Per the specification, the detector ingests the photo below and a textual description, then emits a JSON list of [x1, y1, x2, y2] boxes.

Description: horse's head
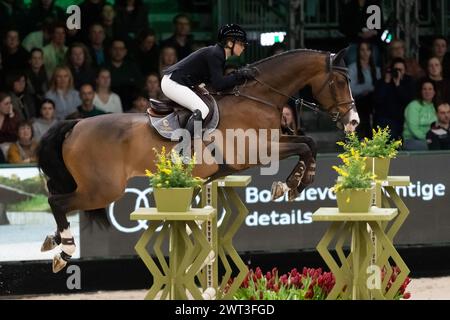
[[309, 48, 359, 132]]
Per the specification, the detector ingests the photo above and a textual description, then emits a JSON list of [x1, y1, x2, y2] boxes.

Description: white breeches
[[161, 74, 209, 120]]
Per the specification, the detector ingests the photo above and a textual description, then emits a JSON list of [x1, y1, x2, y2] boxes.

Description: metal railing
[[215, 0, 449, 61], [217, 0, 289, 62]]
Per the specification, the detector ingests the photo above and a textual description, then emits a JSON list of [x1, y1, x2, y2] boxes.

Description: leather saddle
[[146, 85, 219, 140]]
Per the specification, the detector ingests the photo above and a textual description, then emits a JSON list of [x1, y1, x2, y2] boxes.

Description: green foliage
[[337, 127, 402, 158], [146, 147, 203, 188], [332, 149, 374, 192], [9, 195, 50, 212], [0, 174, 47, 195]]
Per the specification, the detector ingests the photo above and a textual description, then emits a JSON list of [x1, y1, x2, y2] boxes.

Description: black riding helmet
[[218, 24, 248, 48]]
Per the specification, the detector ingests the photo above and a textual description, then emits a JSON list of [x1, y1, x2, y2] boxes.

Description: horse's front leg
[[280, 135, 317, 189], [270, 136, 316, 201]]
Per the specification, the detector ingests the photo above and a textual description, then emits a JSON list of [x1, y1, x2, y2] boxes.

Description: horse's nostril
[[351, 120, 359, 126]]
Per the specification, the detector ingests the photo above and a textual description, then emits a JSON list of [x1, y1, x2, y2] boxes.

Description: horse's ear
[[332, 48, 348, 66]]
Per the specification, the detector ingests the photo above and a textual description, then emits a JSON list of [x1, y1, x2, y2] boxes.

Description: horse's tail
[[37, 120, 110, 229], [37, 120, 79, 194]]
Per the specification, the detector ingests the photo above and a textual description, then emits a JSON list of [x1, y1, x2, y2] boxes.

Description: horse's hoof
[[288, 189, 299, 202], [303, 160, 317, 185], [41, 235, 59, 252], [52, 253, 68, 273], [271, 182, 285, 201], [287, 161, 306, 189]]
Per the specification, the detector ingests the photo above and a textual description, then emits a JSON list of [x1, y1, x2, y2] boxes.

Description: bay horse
[[38, 48, 359, 272]]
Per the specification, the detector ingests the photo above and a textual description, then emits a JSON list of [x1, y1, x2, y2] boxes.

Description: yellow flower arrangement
[[332, 149, 375, 193], [146, 147, 203, 188], [337, 127, 402, 159]]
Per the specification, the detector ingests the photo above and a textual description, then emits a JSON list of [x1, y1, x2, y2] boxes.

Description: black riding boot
[[185, 109, 203, 139]]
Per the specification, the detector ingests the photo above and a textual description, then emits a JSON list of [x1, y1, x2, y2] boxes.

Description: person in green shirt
[[42, 22, 68, 80], [66, 84, 107, 119], [403, 80, 438, 150]]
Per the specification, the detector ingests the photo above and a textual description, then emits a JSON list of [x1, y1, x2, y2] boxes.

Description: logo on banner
[[108, 188, 153, 233], [108, 187, 227, 233]]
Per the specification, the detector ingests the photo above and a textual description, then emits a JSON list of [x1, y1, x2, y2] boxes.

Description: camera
[[391, 68, 401, 79]]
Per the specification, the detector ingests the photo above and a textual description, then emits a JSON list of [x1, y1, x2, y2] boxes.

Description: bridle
[[313, 52, 355, 123], [213, 52, 356, 125]]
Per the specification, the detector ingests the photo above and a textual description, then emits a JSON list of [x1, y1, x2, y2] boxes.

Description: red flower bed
[[232, 267, 411, 300]]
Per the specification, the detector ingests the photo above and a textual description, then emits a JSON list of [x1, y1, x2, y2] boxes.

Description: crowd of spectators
[[337, 0, 450, 151], [0, 0, 193, 163]]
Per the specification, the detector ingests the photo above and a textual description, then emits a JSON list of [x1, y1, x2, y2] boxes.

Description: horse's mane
[[250, 48, 330, 68]]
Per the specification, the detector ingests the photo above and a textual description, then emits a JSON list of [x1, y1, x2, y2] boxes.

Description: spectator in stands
[[94, 68, 122, 113], [426, 57, 450, 104], [0, 0, 26, 39], [45, 66, 81, 120], [281, 104, 300, 135], [1, 29, 29, 74], [339, 0, 382, 66], [6, 72, 36, 121], [0, 91, 19, 144], [387, 39, 425, 80], [25, 48, 48, 107], [159, 45, 178, 76], [7, 120, 38, 164], [431, 36, 450, 79], [134, 29, 160, 75], [32, 98, 58, 141], [115, 0, 149, 41], [101, 3, 120, 40], [65, 43, 96, 90], [127, 92, 148, 113], [43, 22, 67, 79], [26, 0, 64, 34], [79, 0, 106, 41], [66, 84, 107, 119], [373, 58, 415, 140], [426, 102, 450, 150], [65, 26, 84, 47], [348, 41, 381, 138], [22, 17, 53, 52], [161, 14, 193, 60], [88, 23, 110, 67], [403, 80, 438, 150], [143, 72, 163, 100], [106, 38, 143, 111]]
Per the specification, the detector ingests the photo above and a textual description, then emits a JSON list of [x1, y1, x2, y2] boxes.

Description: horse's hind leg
[[40, 197, 69, 252], [46, 179, 127, 272], [46, 191, 93, 272], [45, 193, 78, 273]]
